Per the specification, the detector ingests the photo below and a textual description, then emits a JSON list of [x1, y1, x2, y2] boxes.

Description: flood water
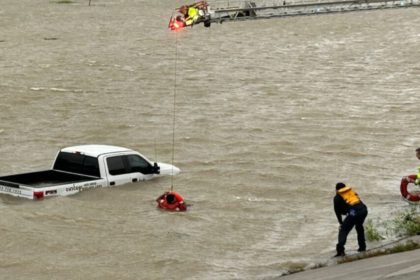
[[1, 1, 420, 279]]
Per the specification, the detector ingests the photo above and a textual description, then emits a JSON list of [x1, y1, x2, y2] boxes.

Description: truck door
[[105, 155, 155, 187], [125, 154, 154, 181], [105, 155, 132, 186]]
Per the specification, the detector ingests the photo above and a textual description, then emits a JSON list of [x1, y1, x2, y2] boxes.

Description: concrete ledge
[[280, 236, 420, 280]]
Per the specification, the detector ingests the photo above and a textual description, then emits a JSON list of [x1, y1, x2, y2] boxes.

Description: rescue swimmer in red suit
[[156, 191, 187, 211]]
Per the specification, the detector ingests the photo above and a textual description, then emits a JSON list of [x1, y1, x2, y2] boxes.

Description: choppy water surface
[[1, 1, 420, 279]]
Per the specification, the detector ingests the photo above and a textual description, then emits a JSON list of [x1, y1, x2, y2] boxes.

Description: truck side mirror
[[153, 162, 160, 174]]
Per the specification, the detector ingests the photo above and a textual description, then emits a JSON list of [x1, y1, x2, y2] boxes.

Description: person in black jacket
[[334, 182, 368, 257]]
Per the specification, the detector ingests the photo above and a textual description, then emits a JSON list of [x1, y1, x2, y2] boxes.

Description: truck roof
[[60, 145, 133, 158]]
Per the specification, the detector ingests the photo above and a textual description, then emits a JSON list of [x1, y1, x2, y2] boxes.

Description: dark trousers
[[336, 204, 368, 254]]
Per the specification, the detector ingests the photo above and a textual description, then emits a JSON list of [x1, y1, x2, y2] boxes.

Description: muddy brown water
[[1, 1, 420, 279]]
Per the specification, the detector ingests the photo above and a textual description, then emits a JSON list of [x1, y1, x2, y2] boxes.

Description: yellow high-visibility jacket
[[186, 7, 199, 25], [337, 186, 360, 206]]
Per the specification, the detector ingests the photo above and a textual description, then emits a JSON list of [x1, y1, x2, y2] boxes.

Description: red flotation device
[[400, 174, 420, 202], [156, 191, 187, 211]]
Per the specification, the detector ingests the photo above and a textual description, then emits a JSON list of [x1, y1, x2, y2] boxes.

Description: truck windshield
[[53, 152, 100, 177]]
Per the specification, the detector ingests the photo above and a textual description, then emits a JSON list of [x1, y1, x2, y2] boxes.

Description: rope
[[170, 32, 179, 192]]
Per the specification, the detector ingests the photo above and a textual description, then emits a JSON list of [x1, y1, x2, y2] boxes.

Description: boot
[[334, 251, 345, 257]]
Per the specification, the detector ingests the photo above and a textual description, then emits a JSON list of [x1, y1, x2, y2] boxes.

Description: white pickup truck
[[0, 145, 180, 200]]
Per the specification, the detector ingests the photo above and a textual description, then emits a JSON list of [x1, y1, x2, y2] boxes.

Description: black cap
[[336, 182, 346, 190]]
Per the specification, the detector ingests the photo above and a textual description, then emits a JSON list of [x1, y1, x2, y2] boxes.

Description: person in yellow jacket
[[415, 148, 420, 185], [333, 182, 368, 257], [185, 6, 200, 26], [179, 2, 206, 27]]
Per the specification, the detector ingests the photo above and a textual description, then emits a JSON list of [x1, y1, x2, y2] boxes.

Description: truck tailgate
[[0, 180, 34, 199], [0, 170, 105, 200]]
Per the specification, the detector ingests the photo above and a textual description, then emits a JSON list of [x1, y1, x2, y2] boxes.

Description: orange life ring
[[157, 191, 187, 211], [400, 174, 420, 202]]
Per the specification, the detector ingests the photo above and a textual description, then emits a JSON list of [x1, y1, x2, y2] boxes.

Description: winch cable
[[170, 32, 179, 192]]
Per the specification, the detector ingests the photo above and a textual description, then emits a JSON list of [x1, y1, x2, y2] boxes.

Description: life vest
[[337, 186, 360, 206], [157, 191, 187, 211]]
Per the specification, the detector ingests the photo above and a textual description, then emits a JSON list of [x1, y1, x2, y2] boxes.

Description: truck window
[[126, 155, 153, 174], [54, 152, 100, 177], [106, 155, 153, 175], [107, 156, 126, 175], [83, 156, 100, 177]]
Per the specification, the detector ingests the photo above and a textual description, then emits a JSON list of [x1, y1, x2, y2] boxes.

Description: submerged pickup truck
[[0, 145, 180, 200]]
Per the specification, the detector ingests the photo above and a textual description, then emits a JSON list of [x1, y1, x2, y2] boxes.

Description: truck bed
[[0, 169, 101, 189]]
